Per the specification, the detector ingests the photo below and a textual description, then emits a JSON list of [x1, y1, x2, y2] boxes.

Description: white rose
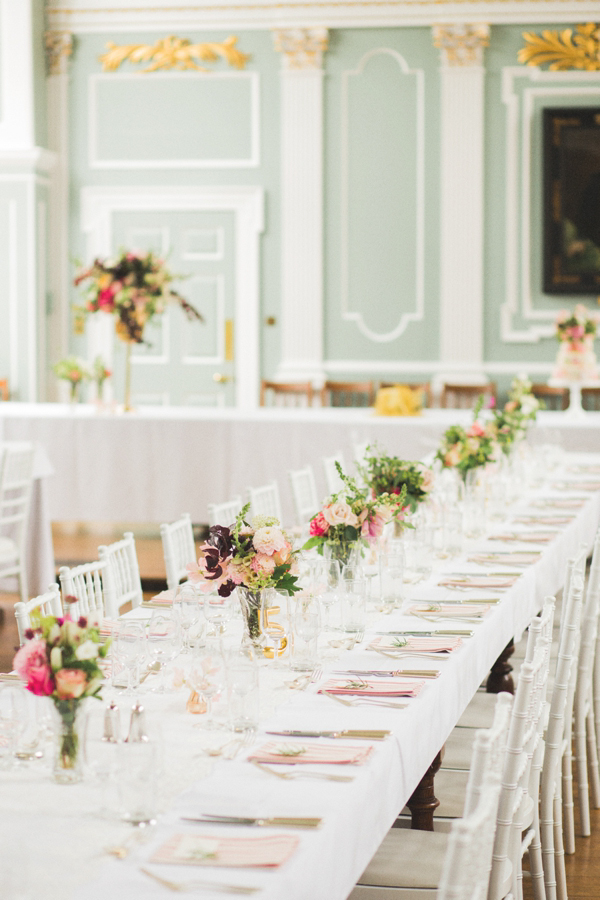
[[322, 501, 359, 528], [75, 640, 99, 661], [50, 646, 62, 671], [48, 624, 60, 644]]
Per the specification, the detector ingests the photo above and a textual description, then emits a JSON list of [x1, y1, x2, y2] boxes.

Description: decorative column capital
[[45, 30, 73, 76], [273, 28, 329, 71], [433, 24, 490, 67]]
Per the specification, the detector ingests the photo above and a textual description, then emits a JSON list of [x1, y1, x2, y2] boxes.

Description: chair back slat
[[59, 560, 107, 620], [14, 584, 62, 645], [207, 495, 242, 528], [98, 532, 143, 618], [160, 513, 196, 590], [247, 481, 283, 523], [288, 466, 319, 525]]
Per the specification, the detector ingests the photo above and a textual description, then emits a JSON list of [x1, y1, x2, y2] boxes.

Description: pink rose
[[253, 526, 287, 556], [322, 501, 359, 528], [504, 400, 517, 412], [250, 553, 276, 575], [274, 541, 292, 566], [418, 466, 434, 493], [97, 287, 115, 309], [13, 639, 55, 697], [55, 668, 87, 700], [309, 512, 329, 537], [466, 422, 485, 438], [445, 446, 461, 467]]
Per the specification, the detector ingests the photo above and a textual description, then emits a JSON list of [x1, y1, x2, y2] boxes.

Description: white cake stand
[[548, 377, 599, 419]]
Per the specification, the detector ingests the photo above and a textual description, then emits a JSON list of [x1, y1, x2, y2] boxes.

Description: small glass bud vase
[[50, 698, 87, 784]]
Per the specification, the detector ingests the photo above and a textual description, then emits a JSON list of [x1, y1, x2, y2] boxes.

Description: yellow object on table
[[374, 385, 423, 416]]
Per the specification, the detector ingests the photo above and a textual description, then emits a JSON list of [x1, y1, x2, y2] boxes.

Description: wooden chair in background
[[320, 380, 375, 408], [440, 382, 497, 410], [531, 384, 569, 411], [582, 387, 600, 412], [380, 382, 433, 408], [260, 381, 314, 407]]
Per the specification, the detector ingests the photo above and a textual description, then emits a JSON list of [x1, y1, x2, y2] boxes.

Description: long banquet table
[[1, 402, 600, 525], [1, 452, 599, 899]]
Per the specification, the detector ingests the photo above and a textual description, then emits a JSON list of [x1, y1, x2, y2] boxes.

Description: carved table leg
[[406, 750, 443, 830], [486, 639, 515, 694]]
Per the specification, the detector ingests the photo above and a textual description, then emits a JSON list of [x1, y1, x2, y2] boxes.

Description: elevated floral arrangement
[[436, 398, 496, 478], [359, 445, 434, 514], [75, 250, 202, 345], [490, 376, 541, 455], [92, 355, 112, 389], [187, 505, 300, 598], [553, 305, 599, 382], [304, 463, 405, 561], [13, 608, 110, 780], [53, 356, 90, 400]]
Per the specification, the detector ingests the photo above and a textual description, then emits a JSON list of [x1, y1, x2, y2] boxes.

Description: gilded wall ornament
[[45, 30, 73, 76], [273, 28, 329, 70], [99, 35, 249, 73], [519, 23, 600, 71], [432, 23, 490, 66]]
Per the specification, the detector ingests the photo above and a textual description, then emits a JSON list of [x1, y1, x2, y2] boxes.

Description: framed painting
[[543, 107, 600, 295]]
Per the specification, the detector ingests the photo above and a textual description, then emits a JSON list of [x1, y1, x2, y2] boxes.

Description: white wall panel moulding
[[46, 1, 600, 32], [80, 185, 264, 409], [88, 72, 260, 170], [500, 68, 600, 345], [0, 149, 56, 172], [0, 0, 35, 150], [323, 359, 556, 375], [341, 47, 425, 344]]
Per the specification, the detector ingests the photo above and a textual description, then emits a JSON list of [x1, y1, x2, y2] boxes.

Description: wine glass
[[260, 589, 290, 666], [291, 592, 321, 670], [379, 549, 405, 611], [310, 558, 342, 631], [173, 582, 202, 652], [146, 612, 180, 693], [116, 621, 145, 696], [203, 592, 234, 637], [188, 643, 228, 729]]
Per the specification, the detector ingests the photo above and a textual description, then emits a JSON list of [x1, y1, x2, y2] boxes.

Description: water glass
[[204, 592, 234, 636], [117, 740, 159, 826], [439, 506, 463, 557], [188, 642, 227, 727], [174, 582, 203, 651], [379, 550, 404, 611], [260, 589, 291, 665], [342, 578, 367, 633], [291, 593, 321, 671], [146, 612, 180, 692], [310, 558, 342, 630], [115, 621, 145, 695], [227, 653, 259, 732]]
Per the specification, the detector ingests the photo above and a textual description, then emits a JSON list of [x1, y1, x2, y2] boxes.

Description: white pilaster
[[273, 28, 327, 385], [434, 24, 489, 386]]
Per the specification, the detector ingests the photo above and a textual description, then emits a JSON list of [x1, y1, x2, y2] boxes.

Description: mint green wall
[[32, 0, 47, 147]]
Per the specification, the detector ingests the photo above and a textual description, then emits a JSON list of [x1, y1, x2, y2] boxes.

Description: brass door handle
[[213, 373, 232, 385]]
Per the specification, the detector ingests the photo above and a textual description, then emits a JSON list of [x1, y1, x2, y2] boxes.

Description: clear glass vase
[[50, 698, 86, 784], [323, 540, 363, 574], [237, 587, 263, 650]]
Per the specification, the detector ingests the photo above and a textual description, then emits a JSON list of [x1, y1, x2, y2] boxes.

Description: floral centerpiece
[[74, 250, 203, 410], [92, 354, 112, 401], [187, 505, 299, 647], [13, 608, 110, 783], [53, 356, 90, 403], [304, 463, 406, 566], [436, 399, 496, 479], [553, 305, 599, 382], [491, 376, 541, 455], [359, 445, 434, 513]]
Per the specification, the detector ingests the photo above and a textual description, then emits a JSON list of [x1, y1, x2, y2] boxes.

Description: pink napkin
[[99, 618, 118, 637], [437, 576, 518, 590], [149, 589, 176, 605], [318, 678, 424, 697], [489, 532, 556, 544], [514, 515, 573, 526], [249, 741, 374, 765], [151, 833, 299, 868], [408, 603, 491, 618], [368, 635, 462, 654], [467, 552, 540, 566]]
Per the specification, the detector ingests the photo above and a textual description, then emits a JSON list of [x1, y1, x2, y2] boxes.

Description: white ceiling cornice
[[45, 1, 600, 33]]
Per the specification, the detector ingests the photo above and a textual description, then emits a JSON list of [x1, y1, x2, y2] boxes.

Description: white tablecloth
[[1, 455, 598, 900], [2, 403, 600, 525]]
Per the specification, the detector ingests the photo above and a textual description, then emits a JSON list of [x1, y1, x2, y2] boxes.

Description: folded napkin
[[514, 515, 573, 526], [249, 741, 374, 765], [552, 482, 600, 492], [99, 618, 118, 637], [142, 589, 176, 608], [368, 635, 462, 654], [569, 465, 600, 474], [374, 385, 422, 417], [437, 575, 518, 590], [532, 498, 585, 509], [467, 552, 540, 566], [408, 603, 491, 618], [318, 678, 424, 697], [151, 833, 298, 868], [489, 532, 556, 544]]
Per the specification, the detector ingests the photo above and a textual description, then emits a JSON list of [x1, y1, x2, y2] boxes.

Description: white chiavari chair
[[541, 561, 585, 900], [348, 692, 511, 899], [288, 465, 319, 526], [323, 452, 346, 495], [160, 513, 196, 590], [14, 583, 62, 645], [0, 443, 35, 604], [207, 496, 242, 528], [573, 528, 600, 838], [58, 560, 107, 620], [98, 532, 143, 618], [247, 481, 283, 523]]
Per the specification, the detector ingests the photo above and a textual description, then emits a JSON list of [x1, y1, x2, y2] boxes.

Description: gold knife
[[182, 815, 321, 828]]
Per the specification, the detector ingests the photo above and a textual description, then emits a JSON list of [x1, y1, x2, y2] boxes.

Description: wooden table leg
[[486, 639, 515, 694], [406, 750, 443, 830]]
